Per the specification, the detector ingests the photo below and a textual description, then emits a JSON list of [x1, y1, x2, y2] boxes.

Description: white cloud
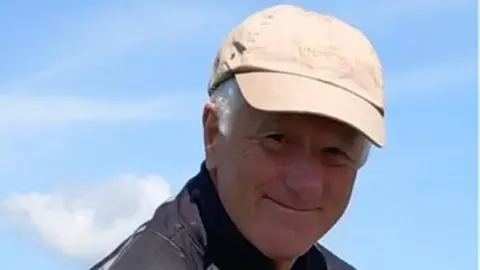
[[2, 174, 172, 261]]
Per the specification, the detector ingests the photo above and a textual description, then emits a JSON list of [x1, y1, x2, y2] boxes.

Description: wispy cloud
[[1, 0, 473, 131], [7, 0, 473, 94], [0, 58, 472, 131], [0, 92, 202, 128], [1, 174, 172, 261], [3, 2, 229, 93], [1, 2, 217, 132]]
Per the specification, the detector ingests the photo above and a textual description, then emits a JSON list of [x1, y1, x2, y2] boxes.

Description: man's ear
[[202, 101, 220, 170]]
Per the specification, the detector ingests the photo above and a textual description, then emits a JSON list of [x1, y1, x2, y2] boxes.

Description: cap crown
[[208, 4, 384, 112]]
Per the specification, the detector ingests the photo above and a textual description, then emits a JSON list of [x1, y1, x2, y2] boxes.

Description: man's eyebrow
[[254, 115, 283, 133], [339, 131, 366, 152]]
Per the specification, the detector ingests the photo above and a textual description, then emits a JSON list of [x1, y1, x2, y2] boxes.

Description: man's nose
[[283, 154, 325, 199]]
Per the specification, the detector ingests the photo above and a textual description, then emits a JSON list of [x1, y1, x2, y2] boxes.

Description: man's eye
[[265, 133, 285, 142], [260, 133, 286, 151], [323, 147, 345, 155], [321, 147, 350, 165]]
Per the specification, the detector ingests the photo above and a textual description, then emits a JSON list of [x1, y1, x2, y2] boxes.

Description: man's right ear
[[202, 101, 220, 170]]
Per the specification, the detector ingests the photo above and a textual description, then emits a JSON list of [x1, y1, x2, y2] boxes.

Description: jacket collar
[[183, 162, 327, 270]]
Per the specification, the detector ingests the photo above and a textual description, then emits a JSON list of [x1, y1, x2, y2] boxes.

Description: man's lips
[[264, 196, 322, 212]]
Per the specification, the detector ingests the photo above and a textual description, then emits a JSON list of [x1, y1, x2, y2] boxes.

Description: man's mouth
[[264, 196, 321, 212]]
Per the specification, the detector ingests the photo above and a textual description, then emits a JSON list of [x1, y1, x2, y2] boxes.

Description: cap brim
[[235, 72, 385, 147]]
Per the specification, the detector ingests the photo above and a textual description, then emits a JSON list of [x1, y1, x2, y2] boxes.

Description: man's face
[[203, 100, 366, 261]]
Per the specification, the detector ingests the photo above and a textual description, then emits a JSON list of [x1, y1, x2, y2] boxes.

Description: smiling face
[[203, 95, 368, 263]]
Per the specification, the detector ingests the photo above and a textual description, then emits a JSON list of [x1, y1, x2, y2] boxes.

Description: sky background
[[0, 0, 477, 269]]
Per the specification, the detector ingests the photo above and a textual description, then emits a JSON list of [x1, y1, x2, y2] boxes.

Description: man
[[90, 4, 385, 270]]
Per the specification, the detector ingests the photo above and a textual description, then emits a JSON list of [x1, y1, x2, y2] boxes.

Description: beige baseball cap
[[208, 4, 386, 147]]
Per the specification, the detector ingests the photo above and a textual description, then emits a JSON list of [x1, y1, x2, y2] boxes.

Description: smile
[[264, 197, 321, 212]]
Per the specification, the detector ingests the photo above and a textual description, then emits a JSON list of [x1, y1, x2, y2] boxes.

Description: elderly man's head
[[203, 78, 370, 261], [201, 4, 385, 266]]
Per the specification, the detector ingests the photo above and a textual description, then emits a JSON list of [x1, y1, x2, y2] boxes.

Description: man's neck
[[274, 260, 296, 270]]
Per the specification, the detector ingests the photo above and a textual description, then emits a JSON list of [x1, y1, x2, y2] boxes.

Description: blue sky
[[0, 0, 476, 269]]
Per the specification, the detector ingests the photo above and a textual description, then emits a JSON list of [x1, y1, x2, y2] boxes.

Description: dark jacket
[[89, 163, 356, 270]]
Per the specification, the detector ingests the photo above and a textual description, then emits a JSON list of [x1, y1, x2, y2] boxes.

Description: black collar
[[184, 162, 328, 270]]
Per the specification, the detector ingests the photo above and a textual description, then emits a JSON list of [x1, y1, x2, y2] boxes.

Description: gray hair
[[209, 78, 246, 136], [209, 78, 371, 167]]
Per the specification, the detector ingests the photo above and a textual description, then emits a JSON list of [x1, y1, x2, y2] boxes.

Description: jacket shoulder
[[90, 226, 189, 270], [89, 198, 203, 270]]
